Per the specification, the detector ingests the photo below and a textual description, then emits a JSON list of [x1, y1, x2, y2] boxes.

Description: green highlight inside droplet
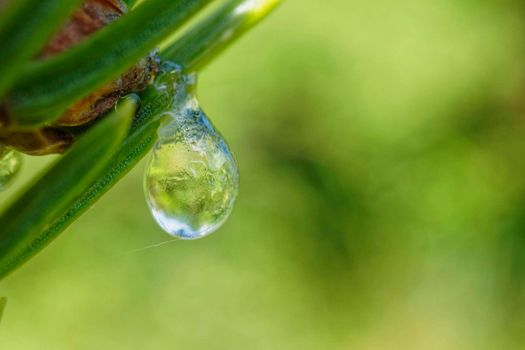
[[144, 63, 239, 240]]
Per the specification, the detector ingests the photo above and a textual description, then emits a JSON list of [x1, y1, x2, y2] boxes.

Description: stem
[[162, 0, 282, 72]]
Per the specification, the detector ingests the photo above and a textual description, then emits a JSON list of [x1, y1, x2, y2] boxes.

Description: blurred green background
[[2, 0, 525, 348]]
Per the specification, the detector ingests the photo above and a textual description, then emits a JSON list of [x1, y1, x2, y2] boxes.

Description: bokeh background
[[2, 0, 525, 348]]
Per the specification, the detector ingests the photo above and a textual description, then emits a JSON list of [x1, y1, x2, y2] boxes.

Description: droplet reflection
[[144, 63, 239, 240]]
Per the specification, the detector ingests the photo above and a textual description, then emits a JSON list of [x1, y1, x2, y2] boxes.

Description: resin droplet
[[144, 64, 239, 240], [0, 146, 22, 191]]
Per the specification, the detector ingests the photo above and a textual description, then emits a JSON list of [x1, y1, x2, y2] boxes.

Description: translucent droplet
[[144, 63, 239, 240], [0, 146, 22, 191]]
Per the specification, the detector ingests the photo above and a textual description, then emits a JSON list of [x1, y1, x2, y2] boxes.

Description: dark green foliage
[[0, 0, 281, 280], [0, 98, 138, 278], [0, 0, 83, 98], [7, 0, 213, 127]]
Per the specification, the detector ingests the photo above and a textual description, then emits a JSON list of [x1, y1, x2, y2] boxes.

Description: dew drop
[[0, 145, 22, 191], [144, 63, 239, 240]]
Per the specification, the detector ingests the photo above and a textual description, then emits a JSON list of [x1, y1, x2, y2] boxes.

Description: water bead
[[0, 146, 22, 191], [144, 64, 239, 240]]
